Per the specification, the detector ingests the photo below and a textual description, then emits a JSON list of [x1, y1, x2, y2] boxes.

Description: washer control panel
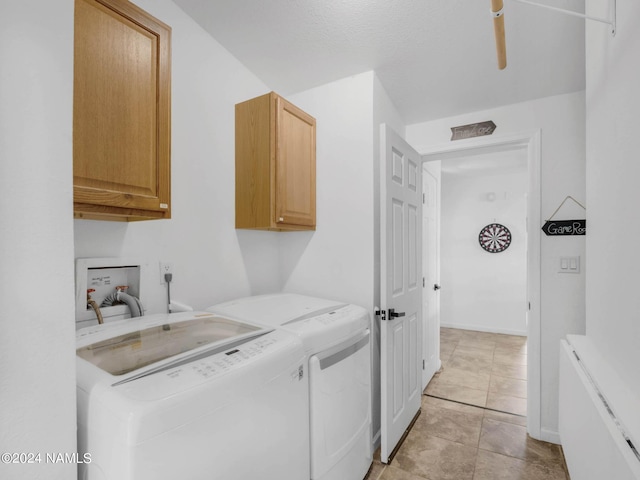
[[116, 330, 301, 401], [187, 336, 279, 378]]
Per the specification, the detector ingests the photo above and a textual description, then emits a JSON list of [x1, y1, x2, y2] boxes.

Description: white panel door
[[380, 124, 422, 464], [422, 166, 440, 389]]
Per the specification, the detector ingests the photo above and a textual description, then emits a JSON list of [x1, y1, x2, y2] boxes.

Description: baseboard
[[440, 322, 526, 337], [372, 429, 381, 450], [540, 428, 561, 445]]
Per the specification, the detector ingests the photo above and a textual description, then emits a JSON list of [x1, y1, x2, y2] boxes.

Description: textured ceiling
[[174, 0, 586, 124]]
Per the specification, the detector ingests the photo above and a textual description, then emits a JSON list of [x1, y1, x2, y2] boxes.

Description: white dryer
[[207, 293, 373, 480], [76, 311, 309, 480]]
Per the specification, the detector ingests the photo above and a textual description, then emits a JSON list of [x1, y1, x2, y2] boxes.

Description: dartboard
[[478, 223, 512, 253]]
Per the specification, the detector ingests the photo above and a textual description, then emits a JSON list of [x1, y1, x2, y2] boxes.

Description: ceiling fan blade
[[491, 0, 507, 69]]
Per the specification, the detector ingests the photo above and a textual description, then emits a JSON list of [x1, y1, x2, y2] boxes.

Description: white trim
[[419, 130, 542, 440], [372, 429, 381, 450], [540, 428, 561, 445]]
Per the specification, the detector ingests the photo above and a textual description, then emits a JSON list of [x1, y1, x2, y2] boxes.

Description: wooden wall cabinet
[[73, 0, 171, 221], [236, 92, 316, 231]]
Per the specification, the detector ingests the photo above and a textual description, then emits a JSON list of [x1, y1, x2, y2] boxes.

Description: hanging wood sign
[[451, 120, 496, 141], [542, 196, 587, 236], [541, 220, 586, 236]]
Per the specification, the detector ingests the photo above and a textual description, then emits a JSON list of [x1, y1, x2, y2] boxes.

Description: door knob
[[433, 284, 441, 291], [388, 308, 405, 318]]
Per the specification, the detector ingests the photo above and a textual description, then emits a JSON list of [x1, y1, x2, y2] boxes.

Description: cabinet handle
[[278, 217, 284, 222]]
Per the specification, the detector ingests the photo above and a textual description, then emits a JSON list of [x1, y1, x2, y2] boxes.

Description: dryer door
[[308, 330, 372, 480]]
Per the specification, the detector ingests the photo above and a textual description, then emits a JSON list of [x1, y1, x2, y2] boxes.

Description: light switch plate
[[559, 256, 580, 274]]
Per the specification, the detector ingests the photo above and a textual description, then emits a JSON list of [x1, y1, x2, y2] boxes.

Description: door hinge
[[422, 359, 425, 370], [528, 302, 531, 310], [422, 193, 425, 204], [422, 277, 425, 287]]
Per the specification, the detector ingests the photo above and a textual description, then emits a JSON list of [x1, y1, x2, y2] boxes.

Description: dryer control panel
[[284, 304, 370, 354]]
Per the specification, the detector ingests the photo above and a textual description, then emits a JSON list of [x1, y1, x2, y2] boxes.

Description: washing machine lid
[[207, 293, 346, 327], [76, 315, 263, 376]]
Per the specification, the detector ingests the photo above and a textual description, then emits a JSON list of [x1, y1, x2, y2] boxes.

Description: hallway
[[367, 328, 570, 480]]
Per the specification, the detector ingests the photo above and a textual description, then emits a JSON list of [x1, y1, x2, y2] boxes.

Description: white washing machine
[[76, 311, 309, 480], [207, 293, 373, 480]]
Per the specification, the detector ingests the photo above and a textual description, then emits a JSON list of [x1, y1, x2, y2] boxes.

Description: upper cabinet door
[[235, 92, 316, 231], [73, 0, 171, 221], [274, 96, 316, 228]]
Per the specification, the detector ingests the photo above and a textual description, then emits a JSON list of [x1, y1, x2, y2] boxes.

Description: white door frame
[[419, 130, 542, 440]]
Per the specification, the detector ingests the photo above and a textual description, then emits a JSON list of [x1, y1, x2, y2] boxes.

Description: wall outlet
[[160, 262, 174, 283]]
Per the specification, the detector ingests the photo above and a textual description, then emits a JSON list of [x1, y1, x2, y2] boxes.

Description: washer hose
[[87, 289, 104, 325], [101, 286, 144, 317]]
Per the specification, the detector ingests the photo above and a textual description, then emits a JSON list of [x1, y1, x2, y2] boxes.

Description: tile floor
[[365, 327, 570, 480]]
